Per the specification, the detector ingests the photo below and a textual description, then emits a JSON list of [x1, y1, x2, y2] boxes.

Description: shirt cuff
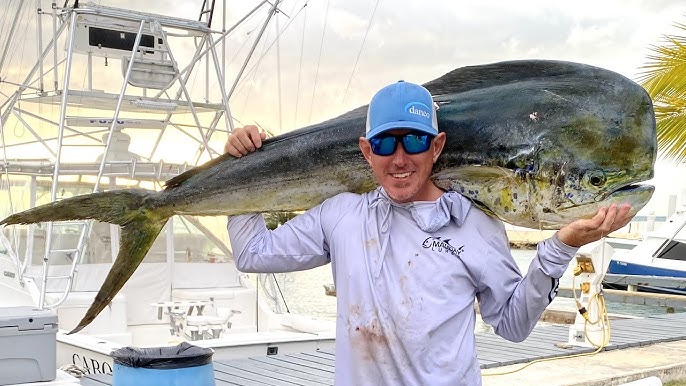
[[535, 232, 580, 278]]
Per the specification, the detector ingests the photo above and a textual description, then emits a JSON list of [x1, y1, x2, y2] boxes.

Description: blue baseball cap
[[365, 80, 438, 139]]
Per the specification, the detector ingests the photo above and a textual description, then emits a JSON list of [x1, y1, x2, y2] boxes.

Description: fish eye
[[586, 170, 606, 187]]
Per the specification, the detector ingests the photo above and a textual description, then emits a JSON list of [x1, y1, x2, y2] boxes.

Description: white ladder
[[37, 218, 93, 309]]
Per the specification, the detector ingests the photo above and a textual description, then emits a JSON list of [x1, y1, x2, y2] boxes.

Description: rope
[[59, 364, 87, 378]]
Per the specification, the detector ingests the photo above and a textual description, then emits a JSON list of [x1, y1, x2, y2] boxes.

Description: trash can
[[111, 342, 215, 386]]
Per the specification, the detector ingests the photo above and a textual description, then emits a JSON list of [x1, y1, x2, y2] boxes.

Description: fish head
[[524, 95, 657, 228], [515, 85, 657, 229], [430, 60, 657, 230]]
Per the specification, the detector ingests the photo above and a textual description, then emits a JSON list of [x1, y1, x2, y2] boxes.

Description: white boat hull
[[56, 327, 335, 376]]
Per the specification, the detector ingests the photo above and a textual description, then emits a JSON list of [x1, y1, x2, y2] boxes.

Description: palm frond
[[638, 21, 686, 163]]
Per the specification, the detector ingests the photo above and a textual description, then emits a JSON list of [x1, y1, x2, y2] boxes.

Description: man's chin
[[384, 186, 418, 203]]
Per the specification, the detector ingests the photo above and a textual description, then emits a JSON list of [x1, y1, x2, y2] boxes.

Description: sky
[[2, 0, 686, 215], [140, 0, 686, 215], [69, 0, 686, 128]]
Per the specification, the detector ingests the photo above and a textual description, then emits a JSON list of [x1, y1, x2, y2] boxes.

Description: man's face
[[359, 129, 446, 203]]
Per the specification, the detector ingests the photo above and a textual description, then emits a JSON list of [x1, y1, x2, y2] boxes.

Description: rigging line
[[3, 4, 34, 87], [205, 34, 253, 94], [232, 2, 308, 100], [293, 2, 308, 128], [227, 34, 253, 66], [234, 16, 269, 119], [0, 0, 28, 78], [271, 273, 291, 313], [276, 13, 282, 130], [236, 20, 274, 121], [285, 0, 301, 17], [0, 0, 16, 51], [234, 2, 308, 122], [342, 0, 380, 105], [307, 0, 331, 125], [0, 0, 20, 44], [205, 0, 275, 93]]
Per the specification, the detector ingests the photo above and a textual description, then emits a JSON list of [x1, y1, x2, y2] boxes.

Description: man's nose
[[391, 145, 410, 165]]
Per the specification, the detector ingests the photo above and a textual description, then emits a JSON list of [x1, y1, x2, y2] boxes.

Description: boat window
[[145, 216, 230, 264], [654, 240, 686, 262], [89, 27, 156, 55]]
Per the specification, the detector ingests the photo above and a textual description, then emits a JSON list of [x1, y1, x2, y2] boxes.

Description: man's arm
[[225, 125, 331, 273], [228, 211, 331, 273], [478, 204, 635, 342]]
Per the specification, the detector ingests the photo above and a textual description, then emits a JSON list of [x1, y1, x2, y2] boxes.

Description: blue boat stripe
[[608, 260, 686, 278]]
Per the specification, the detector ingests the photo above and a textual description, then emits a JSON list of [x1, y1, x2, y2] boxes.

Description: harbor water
[[260, 249, 678, 330]]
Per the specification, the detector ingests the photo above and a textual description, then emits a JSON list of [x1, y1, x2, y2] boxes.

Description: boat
[[603, 204, 686, 295], [0, 0, 334, 377]]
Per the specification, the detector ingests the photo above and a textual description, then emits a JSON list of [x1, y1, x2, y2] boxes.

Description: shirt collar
[[371, 187, 470, 231]]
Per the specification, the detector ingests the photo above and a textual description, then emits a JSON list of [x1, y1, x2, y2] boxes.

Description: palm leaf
[[638, 22, 686, 163]]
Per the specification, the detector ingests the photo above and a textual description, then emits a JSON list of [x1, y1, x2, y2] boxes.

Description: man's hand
[[557, 204, 634, 247], [224, 125, 267, 157]]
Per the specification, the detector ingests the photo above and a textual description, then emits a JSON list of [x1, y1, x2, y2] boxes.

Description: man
[[224, 80, 633, 385]]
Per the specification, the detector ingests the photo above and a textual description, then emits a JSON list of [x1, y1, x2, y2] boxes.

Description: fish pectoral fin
[[469, 199, 498, 218], [68, 217, 168, 334], [434, 166, 514, 219], [452, 165, 514, 182], [435, 165, 516, 190]]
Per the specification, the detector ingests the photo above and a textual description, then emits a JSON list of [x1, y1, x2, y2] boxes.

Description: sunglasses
[[369, 131, 434, 156]]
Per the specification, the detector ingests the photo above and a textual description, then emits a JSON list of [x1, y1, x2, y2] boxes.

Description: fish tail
[[0, 189, 171, 334], [69, 213, 168, 334]]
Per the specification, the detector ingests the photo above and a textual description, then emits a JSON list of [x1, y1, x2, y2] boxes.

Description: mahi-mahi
[[0, 59, 657, 333]]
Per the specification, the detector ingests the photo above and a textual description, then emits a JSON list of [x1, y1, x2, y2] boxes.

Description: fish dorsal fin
[[164, 152, 235, 189], [424, 59, 586, 97]]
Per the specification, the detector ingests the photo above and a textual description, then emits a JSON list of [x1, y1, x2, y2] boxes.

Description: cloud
[[3, 1, 686, 134]]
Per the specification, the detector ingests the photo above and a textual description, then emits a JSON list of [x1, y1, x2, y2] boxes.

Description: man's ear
[[359, 137, 373, 165], [432, 132, 446, 163]]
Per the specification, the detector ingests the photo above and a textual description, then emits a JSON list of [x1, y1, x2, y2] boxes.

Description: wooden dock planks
[[80, 312, 686, 386]]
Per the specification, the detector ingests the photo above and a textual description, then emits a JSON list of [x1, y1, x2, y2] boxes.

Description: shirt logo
[[422, 237, 464, 258], [406, 103, 431, 118]]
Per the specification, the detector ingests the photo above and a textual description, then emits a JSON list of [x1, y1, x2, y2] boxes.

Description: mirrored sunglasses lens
[[402, 134, 431, 154], [370, 136, 397, 156]]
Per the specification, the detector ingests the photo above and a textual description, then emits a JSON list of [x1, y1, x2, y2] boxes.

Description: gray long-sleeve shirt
[[227, 188, 577, 385]]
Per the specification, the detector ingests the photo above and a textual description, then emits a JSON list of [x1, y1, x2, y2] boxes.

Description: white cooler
[[0, 306, 58, 385]]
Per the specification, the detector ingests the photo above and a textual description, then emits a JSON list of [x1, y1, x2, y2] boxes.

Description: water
[[261, 248, 676, 326]]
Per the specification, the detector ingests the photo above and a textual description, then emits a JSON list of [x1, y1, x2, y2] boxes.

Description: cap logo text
[[406, 102, 431, 118]]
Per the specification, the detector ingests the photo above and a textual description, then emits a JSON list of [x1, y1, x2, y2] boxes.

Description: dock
[[80, 312, 686, 385]]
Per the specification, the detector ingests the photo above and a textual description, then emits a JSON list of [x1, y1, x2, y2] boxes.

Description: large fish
[[0, 60, 656, 333]]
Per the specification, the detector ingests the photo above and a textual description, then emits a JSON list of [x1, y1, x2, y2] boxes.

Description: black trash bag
[[111, 342, 214, 369]]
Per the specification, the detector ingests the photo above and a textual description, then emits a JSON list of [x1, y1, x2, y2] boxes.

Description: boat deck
[[80, 312, 686, 385]]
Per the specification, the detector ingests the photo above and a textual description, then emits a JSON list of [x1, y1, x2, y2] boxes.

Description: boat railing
[[0, 159, 191, 181]]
